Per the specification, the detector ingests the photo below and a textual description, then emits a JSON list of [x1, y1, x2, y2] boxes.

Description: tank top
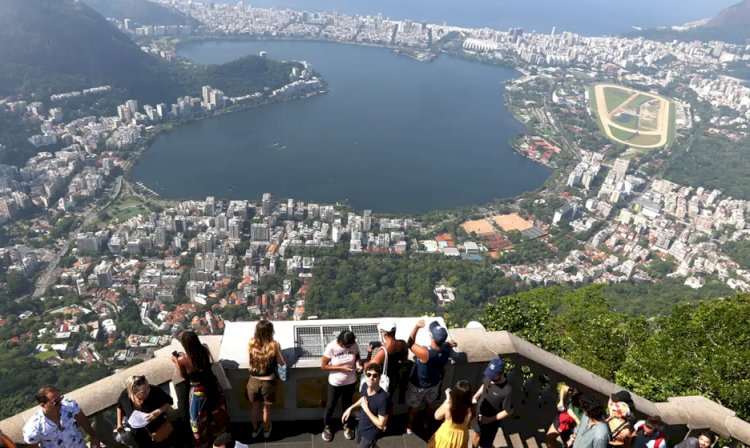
[[249, 343, 278, 377], [413, 345, 451, 388], [384, 340, 407, 381]]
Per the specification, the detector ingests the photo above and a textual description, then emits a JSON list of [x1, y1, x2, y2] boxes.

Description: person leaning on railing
[[246, 319, 286, 440], [546, 384, 583, 448], [405, 319, 454, 435], [172, 331, 229, 446]]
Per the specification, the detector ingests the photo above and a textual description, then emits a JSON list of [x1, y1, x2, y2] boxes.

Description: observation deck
[[1, 317, 749, 447]]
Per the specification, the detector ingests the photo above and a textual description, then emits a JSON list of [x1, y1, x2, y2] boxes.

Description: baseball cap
[[378, 321, 397, 334], [428, 321, 448, 345], [484, 359, 505, 378]]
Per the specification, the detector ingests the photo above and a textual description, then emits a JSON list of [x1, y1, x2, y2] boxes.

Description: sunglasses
[[48, 396, 64, 407], [133, 375, 148, 386], [365, 373, 380, 378]]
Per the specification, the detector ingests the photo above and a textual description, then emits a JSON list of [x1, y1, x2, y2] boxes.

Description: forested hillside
[[83, 0, 197, 25], [0, 0, 300, 104], [481, 286, 750, 420]]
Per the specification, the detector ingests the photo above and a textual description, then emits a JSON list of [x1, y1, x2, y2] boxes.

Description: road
[[32, 176, 124, 297], [543, 99, 581, 159]]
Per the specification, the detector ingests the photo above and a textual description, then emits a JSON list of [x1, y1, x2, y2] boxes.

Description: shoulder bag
[[206, 343, 232, 391], [360, 346, 389, 393], [150, 420, 174, 443], [277, 364, 288, 381]]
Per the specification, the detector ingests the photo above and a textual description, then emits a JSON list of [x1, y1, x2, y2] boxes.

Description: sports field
[[589, 83, 675, 149], [492, 213, 534, 232], [461, 219, 496, 235]]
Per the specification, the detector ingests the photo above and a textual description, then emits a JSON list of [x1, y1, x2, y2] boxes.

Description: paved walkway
[[228, 417, 430, 447], [226, 414, 531, 448]]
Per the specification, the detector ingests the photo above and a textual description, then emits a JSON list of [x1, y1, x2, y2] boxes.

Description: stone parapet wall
[[0, 327, 748, 445]]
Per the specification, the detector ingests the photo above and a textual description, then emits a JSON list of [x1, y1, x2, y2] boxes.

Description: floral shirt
[[23, 397, 86, 448]]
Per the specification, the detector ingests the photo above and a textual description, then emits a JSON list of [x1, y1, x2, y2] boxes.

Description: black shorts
[[356, 432, 379, 448], [470, 418, 501, 448]]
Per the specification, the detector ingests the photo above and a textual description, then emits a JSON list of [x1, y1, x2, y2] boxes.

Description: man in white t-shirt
[[321, 330, 361, 442]]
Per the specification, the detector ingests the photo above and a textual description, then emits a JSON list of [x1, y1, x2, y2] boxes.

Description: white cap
[[377, 321, 397, 334]]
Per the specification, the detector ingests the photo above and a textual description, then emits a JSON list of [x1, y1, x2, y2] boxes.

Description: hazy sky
[[223, 0, 740, 35]]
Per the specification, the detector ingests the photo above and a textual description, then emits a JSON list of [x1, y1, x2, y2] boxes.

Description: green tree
[[480, 288, 560, 349], [722, 240, 750, 270], [616, 295, 750, 419], [5, 271, 31, 297], [551, 286, 648, 380], [647, 258, 676, 279]]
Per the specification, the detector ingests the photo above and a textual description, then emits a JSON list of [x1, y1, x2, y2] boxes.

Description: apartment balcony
[[1, 317, 749, 447]]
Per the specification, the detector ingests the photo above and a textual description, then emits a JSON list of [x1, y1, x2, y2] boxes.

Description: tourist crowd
[[1, 320, 717, 448]]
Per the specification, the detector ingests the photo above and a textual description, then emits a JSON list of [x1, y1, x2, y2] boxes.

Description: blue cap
[[484, 359, 505, 378], [429, 321, 448, 345]]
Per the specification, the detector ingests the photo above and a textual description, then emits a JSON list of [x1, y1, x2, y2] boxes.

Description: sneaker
[[344, 428, 355, 440], [252, 426, 263, 438], [322, 426, 333, 442], [263, 423, 273, 439]]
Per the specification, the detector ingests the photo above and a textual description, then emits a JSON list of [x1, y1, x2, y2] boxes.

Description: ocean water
[[219, 0, 737, 36]]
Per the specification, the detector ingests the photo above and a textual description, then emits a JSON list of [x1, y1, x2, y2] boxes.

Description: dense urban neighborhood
[[2, 0, 750, 427]]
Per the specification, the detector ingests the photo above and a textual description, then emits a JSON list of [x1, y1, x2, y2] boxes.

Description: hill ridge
[[706, 0, 750, 27]]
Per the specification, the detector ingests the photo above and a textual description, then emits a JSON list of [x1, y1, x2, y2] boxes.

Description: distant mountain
[[0, 0, 183, 102], [0, 0, 300, 104], [634, 0, 750, 44], [82, 0, 198, 26], [705, 0, 750, 27]]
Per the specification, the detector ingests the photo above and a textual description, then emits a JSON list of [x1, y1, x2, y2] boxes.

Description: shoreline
[[125, 85, 329, 180], [171, 34, 440, 63]]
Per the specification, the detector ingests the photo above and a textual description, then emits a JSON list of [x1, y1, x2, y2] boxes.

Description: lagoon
[[133, 40, 550, 213]]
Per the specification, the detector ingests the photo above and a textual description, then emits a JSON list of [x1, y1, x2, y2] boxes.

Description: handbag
[[277, 364, 287, 381], [0, 432, 16, 448], [360, 347, 389, 393], [150, 420, 174, 443], [206, 344, 232, 391], [114, 427, 136, 447], [211, 360, 232, 391]]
